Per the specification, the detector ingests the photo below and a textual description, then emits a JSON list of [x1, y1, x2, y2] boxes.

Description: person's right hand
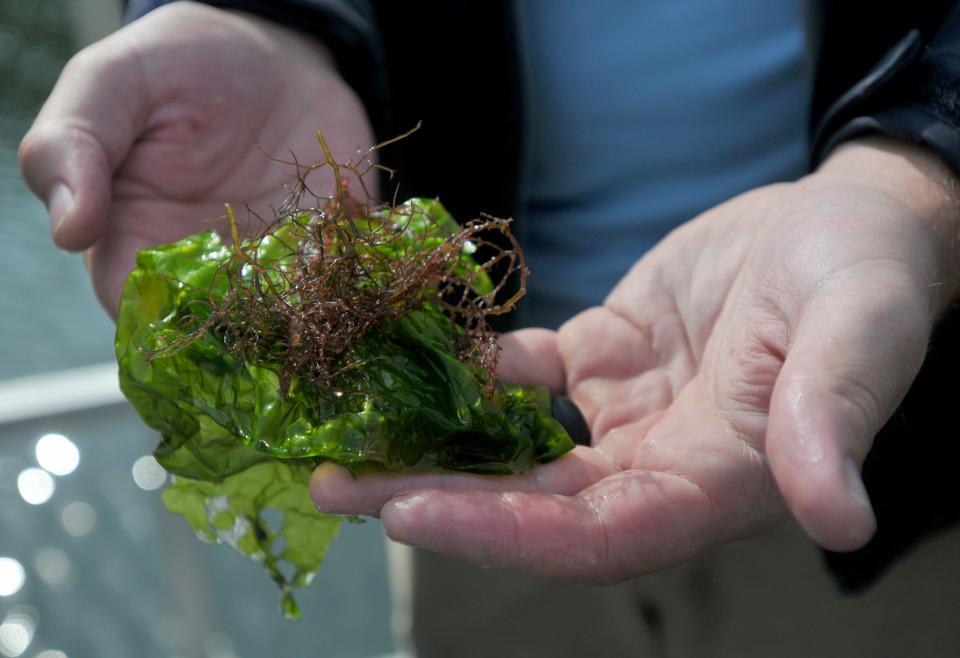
[[19, 1, 374, 315]]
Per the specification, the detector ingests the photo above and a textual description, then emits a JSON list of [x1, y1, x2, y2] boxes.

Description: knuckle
[[16, 126, 56, 190], [62, 44, 101, 76]]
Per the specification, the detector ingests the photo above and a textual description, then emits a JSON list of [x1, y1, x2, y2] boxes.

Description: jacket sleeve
[[810, 3, 960, 171], [808, 2, 960, 591]]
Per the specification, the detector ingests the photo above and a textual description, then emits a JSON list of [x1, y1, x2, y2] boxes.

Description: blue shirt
[[517, 0, 810, 328]]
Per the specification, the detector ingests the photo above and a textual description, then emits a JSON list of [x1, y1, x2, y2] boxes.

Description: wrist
[[215, 6, 337, 71], [148, 3, 338, 71], [811, 136, 960, 310], [176, 2, 336, 70], [816, 137, 959, 219]]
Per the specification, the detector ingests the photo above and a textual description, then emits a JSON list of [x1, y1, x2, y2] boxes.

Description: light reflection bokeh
[[0, 606, 36, 657], [35, 434, 79, 477], [131, 455, 166, 491], [16, 468, 54, 505], [32, 548, 74, 591], [59, 501, 96, 538], [0, 558, 25, 597]]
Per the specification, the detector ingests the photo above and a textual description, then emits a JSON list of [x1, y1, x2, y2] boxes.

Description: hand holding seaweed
[[115, 130, 573, 616], [312, 140, 960, 584], [19, 2, 574, 616], [19, 2, 373, 313]]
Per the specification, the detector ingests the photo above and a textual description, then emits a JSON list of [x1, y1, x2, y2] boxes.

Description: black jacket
[[128, 0, 960, 591]]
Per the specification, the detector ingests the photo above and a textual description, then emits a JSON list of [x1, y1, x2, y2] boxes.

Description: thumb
[[766, 284, 930, 551], [496, 328, 566, 394], [18, 40, 143, 251]]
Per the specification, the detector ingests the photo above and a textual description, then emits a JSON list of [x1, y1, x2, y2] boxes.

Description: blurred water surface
[[0, 0, 115, 381]]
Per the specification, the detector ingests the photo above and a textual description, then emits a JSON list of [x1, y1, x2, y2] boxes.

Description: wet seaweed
[[149, 128, 527, 399]]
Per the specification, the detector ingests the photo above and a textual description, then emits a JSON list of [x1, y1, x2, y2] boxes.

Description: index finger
[[496, 328, 567, 394], [378, 469, 716, 583], [310, 446, 614, 516], [18, 31, 144, 251]]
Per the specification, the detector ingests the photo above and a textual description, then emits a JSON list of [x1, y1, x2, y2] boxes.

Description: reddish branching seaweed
[[151, 129, 527, 399]]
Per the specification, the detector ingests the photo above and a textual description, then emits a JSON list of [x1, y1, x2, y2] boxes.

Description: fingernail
[[312, 461, 349, 481], [46, 182, 75, 238], [843, 458, 871, 510]]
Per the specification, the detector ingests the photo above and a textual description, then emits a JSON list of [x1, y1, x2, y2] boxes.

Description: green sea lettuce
[[115, 198, 574, 617]]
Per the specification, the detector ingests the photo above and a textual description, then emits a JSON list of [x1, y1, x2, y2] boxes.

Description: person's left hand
[[18, 3, 374, 315], [310, 138, 960, 582]]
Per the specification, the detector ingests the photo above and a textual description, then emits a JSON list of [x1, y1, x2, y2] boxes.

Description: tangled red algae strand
[[154, 129, 527, 398]]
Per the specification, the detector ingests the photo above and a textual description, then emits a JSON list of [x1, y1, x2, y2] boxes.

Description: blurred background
[[0, 2, 394, 657]]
